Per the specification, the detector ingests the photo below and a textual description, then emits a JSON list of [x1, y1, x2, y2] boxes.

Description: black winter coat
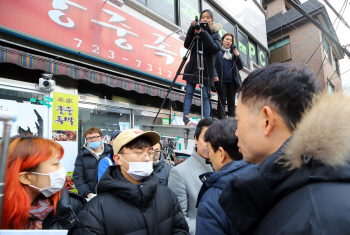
[[72, 165, 189, 235], [219, 140, 350, 235], [183, 23, 222, 87], [214, 49, 243, 91], [153, 154, 172, 185], [73, 143, 112, 197], [43, 188, 85, 232]]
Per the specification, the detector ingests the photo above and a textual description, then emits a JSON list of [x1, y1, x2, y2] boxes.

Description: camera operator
[[182, 9, 222, 126]]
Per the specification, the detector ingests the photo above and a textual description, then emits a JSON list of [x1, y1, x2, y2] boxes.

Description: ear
[[194, 136, 198, 146], [261, 106, 276, 137], [19, 172, 32, 186], [113, 154, 122, 166], [218, 147, 226, 163]]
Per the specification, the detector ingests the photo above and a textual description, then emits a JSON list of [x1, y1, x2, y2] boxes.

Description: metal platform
[[141, 124, 196, 150]]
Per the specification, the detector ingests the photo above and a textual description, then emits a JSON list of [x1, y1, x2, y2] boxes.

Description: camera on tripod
[[194, 16, 209, 30]]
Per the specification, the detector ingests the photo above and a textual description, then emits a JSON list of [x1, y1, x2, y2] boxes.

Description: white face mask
[[29, 167, 66, 197], [120, 156, 153, 181]]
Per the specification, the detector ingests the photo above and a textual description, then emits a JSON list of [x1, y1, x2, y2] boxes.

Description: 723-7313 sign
[[0, 0, 187, 84]]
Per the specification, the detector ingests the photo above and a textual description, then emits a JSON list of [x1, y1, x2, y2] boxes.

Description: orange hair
[[1, 136, 64, 229]]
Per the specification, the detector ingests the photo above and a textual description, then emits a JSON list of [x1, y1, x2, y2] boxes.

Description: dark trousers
[[217, 82, 237, 119]]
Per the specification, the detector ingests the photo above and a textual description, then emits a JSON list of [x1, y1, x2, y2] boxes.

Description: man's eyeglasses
[[203, 146, 211, 156], [86, 136, 101, 142], [122, 150, 160, 161]]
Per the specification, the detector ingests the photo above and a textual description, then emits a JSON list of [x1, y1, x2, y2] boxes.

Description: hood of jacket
[[219, 92, 350, 235], [97, 165, 158, 210], [209, 23, 223, 34], [82, 142, 111, 160]]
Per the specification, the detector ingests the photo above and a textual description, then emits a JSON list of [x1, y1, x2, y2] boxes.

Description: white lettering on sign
[[144, 33, 178, 65], [48, 0, 87, 28], [91, 9, 139, 51]]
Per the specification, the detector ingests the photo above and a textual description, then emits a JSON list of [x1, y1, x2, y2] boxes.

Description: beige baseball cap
[[113, 129, 161, 154]]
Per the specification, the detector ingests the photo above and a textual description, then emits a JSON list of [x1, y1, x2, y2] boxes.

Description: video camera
[[194, 16, 209, 30]]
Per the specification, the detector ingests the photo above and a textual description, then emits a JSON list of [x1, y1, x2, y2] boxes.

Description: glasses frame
[[121, 150, 157, 161], [203, 146, 212, 156], [86, 135, 101, 142]]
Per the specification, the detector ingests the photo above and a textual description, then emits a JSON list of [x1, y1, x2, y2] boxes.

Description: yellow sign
[[52, 92, 78, 131]]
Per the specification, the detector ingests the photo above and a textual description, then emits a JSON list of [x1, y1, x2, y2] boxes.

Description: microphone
[[232, 44, 237, 50]]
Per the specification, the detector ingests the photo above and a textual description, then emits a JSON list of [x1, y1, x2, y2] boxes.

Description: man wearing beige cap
[[72, 129, 189, 235]]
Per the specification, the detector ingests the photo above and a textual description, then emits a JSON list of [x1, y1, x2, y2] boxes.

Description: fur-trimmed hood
[[209, 23, 223, 34], [282, 92, 350, 169]]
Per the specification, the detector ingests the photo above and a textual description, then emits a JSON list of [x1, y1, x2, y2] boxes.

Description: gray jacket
[[168, 148, 213, 235]]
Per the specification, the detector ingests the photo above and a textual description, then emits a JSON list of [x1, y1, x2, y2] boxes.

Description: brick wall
[[267, 20, 342, 91], [266, 0, 288, 18]]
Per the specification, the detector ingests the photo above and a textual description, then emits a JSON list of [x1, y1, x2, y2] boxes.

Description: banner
[[52, 92, 78, 132], [0, 0, 187, 84]]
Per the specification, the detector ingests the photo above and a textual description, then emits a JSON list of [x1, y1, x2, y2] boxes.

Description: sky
[[300, 0, 350, 93]]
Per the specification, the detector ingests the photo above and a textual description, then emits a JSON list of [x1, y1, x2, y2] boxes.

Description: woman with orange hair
[[1, 136, 85, 230]]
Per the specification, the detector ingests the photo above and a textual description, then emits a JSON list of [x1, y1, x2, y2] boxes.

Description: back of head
[[240, 63, 319, 131], [195, 118, 218, 140], [2, 136, 64, 229], [204, 118, 242, 161]]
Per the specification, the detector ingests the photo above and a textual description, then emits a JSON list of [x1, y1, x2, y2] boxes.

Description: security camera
[[38, 74, 55, 90]]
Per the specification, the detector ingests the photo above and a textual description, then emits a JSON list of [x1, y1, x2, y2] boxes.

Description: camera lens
[[43, 80, 50, 87]]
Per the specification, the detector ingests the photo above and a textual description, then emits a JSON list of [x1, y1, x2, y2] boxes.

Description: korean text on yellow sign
[[52, 92, 78, 131]]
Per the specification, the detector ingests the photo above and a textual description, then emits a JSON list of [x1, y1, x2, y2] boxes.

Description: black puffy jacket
[[153, 154, 172, 185], [73, 143, 112, 197], [43, 188, 85, 233], [183, 23, 222, 87], [72, 165, 189, 235]]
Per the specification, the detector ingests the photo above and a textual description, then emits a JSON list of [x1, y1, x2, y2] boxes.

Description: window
[[268, 36, 291, 63], [332, 53, 339, 74], [323, 35, 331, 62], [328, 80, 334, 95], [248, 39, 258, 65], [237, 28, 249, 68], [179, 0, 200, 30], [257, 45, 267, 67], [202, 1, 236, 39], [78, 107, 131, 150], [136, 0, 177, 24]]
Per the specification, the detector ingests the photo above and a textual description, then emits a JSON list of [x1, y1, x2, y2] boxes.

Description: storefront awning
[[0, 45, 213, 108]]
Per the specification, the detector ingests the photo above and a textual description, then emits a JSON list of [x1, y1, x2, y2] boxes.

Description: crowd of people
[[2, 8, 350, 235]]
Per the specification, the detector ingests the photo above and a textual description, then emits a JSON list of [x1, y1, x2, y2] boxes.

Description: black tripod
[[153, 33, 209, 124]]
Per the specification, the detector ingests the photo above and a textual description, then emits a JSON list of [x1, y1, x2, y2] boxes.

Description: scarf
[[28, 198, 54, 229], [221, 45, 232, 60]]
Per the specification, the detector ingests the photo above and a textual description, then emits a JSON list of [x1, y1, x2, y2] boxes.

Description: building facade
[[264, 0, 344, 92], [0, 0, 268, 171]]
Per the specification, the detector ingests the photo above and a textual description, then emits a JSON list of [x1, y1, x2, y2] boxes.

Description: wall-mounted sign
[[257, 45, 267, 67], [0, 0, 187, 84]]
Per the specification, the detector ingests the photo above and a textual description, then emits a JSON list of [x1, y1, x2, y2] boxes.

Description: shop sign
[[0, 0, 187, 84], [52, 92, 78, 138]]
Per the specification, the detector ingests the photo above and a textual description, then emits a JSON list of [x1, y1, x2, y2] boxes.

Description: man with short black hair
[[218, 63, 320, 235], [195, 118, 256, 235], [168, 118, 217, 235], [72, 129, 189, 235], [73, 127, 112, 199]]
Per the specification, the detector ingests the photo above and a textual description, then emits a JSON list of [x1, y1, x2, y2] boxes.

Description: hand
[[233, 48, 240, 56], [195, 28, 202, 34], [214, 76, 219, 82], [88, 193, 97, 199]]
